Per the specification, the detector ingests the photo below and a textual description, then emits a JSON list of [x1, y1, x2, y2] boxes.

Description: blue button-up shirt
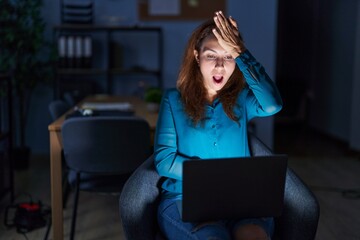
[[154, 50, 283, 199]]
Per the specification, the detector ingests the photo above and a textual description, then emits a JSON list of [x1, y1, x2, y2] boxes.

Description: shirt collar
[[207, 98, 221, 108]]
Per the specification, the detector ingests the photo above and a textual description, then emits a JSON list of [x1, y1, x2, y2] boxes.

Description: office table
[[48, 95, 158, 240]]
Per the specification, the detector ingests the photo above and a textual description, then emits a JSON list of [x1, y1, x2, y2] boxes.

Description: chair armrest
[[274, 168, 320, 240], [119, 155, 162, 240], [248, 132, 319, 239]]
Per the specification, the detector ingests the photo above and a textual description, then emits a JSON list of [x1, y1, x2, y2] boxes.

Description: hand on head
[[212, 11, 246, 59]]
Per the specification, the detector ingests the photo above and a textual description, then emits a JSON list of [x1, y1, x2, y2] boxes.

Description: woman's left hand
[[212, 11, 246, 59]]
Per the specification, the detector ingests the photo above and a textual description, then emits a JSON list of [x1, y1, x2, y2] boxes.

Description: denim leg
[[158, 198, 231, 240]]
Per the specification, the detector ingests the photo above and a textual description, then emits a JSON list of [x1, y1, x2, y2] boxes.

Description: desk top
[[48, 95, 158, 132]]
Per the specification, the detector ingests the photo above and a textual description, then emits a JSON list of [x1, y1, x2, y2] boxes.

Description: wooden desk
[[48, 95, 158, 240]]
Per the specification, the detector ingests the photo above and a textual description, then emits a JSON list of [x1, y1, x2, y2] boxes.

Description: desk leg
[[50, 130, 64, 240]]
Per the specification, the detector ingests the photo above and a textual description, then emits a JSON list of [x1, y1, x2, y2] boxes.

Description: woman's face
[[194, 36, 236, 100]]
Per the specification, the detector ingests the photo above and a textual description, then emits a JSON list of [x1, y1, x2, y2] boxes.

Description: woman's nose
[[215, 58, 224, 67]]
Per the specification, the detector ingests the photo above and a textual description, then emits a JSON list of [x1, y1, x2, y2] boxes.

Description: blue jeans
[[158, 197, 274, 240]]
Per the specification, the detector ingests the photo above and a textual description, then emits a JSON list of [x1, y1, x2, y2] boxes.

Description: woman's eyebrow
[[202, 47, 229, 55], [202, 47, 216, 53]]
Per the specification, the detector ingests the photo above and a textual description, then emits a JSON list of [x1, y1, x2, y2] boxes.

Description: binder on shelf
[[83, 35, 92, 68], [66, 35, 75, 68], [58, 35, 67, 68], [75, 36, 83, 68], [57, 35, 92, 69]]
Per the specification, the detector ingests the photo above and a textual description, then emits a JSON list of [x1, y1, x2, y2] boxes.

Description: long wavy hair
[[177, 19, 245, 125]]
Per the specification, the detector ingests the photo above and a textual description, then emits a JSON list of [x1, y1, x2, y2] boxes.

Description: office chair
[[62, 116, 151, 240], [119, 133, 320, 240], [63, 92, 77, 106], [48, 99, 70, 121]]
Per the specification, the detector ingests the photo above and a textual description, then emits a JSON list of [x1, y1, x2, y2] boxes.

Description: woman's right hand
[[212, 11, 246, 59]]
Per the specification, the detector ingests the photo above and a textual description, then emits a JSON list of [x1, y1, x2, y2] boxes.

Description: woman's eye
[[206, 55, 216, 60], [224, 55, 233, 60]]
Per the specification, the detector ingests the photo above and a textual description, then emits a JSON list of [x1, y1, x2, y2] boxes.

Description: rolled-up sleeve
[[235, 50, 283, 120]]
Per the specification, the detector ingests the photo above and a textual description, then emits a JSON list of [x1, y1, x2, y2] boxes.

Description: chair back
[[63, 92, 76, 106], [49, 99, 70, 121], [62, 116, 151, 174]]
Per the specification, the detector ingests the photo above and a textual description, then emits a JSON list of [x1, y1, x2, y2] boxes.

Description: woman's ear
[[193, 50, 199, 63]]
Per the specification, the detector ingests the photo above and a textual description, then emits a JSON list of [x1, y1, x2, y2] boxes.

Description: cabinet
[[53, 25, 163, 99]]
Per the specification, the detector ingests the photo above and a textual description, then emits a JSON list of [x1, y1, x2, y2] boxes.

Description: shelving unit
[[53, 24, 163, 99], [0, 72, 14, 203]]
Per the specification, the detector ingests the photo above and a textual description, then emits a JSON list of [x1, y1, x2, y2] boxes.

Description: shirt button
[[212, 124, 215, 128], [213, 142, 217, 146]]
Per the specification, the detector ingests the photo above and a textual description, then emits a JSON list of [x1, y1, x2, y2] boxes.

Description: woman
[[154, 11, 283, 240]]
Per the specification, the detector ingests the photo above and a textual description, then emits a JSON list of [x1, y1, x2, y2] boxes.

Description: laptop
[[178, 155, 288, 222]]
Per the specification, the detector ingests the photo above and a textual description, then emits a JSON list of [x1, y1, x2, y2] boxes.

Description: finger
[[219, 12, 237, 38], [212, 28, 223, 41], [229, 16, 238, 30], [216, 11, 227, 23], [228, 16, 240, 38], [213, 16, 226, 38], [214, 14, 231, 38], [215, 11, 229, 30], [212, 28, 229, 46], [214, 11, 227, 28]]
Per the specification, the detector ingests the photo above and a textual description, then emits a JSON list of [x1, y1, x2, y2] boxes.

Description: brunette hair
[[177, 19, 245, 125]]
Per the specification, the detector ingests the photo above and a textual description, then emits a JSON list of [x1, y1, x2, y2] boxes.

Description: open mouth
[[213, 75, 223, 84]]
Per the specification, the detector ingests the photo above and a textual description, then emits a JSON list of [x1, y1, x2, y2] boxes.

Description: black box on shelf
[[61, 0, 93, 24]]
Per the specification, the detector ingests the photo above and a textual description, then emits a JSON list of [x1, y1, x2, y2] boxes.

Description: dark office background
[[17, 0, 360, 155]]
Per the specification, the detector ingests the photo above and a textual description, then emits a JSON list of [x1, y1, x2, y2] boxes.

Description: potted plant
[[144, 87, 162, 113], [0, 0, 54, 169]]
